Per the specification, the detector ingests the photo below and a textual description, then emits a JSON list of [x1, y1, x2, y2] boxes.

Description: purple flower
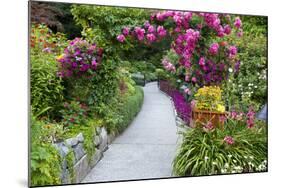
[[144, 20, 150, 28], [72, 62, 78, 68], [224, 24, 232, 35], [134, 27, 145, 41], [117, 34, 125, 43], [234, 17, 242, 29], [209, 43, 219, 55], [199, 57, 205, 66], [157, 26, 167, 37], [148, 25, 155, 33], [146, 33, 156, 42], [122, 27, 130, 36], [234, 61, 240, 73], [237, 29, 243, 37], [228, 45, 238, 58]]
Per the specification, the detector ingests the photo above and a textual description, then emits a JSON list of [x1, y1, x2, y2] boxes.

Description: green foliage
[[71, 5, 148, 56], [30, 24, 67, 55], [63, 119, 101, 161], [60, 100, 89, 128], [30, 50, 64, 117], [88, 59, 120, 105], [173, 119, 267, 176], [30, 116, 63, 186], [116, 86, 144, 132], [225, 17, 267, 110], [65, 150, 75, 183]]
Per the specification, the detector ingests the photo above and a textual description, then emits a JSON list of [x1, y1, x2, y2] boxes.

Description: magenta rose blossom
[[117, 34, 125, 42], [209, 43, 219, 55], [148, 25, 155, 33], [134, 27, 145, 41], [146, 33, 156, 42], [122, 27, 130, 36], [228, 45, 238, 58], [157, 26, 167, 37], [198, 57, 205, 66], [234, 17, 242, 29], [224, 24, 232, 35]]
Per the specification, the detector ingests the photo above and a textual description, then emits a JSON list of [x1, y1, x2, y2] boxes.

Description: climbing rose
[[157, 26, 167, 37], [146, 33, 156, 42], [148, 25, 155, 33], [228, 45, 238, 58], [224, 24, 232, 35], [122, 27, 130, 36], [117, 34, 125, 42], [134, 27, 145, 41], [234, 17, 242, 29], [224, 136, 235, 145], [199, 57, 205, 66], [209, 43, 219, 55], [237, 29, 243, 37]]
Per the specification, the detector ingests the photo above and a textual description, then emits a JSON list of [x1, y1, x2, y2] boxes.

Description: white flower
[[224, 163, 229, 168], [212, 162, 217, 165], [228, 155, 232, 158], [254, 85, 258, 88], [228, 68, 233, 73], [204, 156, 209, 160]]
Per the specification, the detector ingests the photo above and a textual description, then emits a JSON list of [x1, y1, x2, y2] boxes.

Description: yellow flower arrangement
[[194, 86, 225, 112]]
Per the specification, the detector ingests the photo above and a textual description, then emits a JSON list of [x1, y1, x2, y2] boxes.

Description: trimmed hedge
[[116, 86, 144, 132]]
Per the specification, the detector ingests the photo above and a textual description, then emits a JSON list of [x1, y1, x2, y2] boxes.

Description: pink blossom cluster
[[57, 38, 103, 78], [246, 107, 256, 128], [224, 136, 235, 145], [173, 29, 200, 69], [117, 22, 167, 43], [117, 11, 243, 86], [228, 111, 244, 121], [162, 58, 176, 73]]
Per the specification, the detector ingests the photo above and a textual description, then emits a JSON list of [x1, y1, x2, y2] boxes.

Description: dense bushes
[[116, 86, 144, 132], [30, 116, 63, 186], [30, 51, 64, 117]]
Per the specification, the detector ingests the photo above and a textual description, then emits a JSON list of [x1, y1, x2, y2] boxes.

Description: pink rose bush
[[117, 11, 243, 86], [56, 38, 103, 78]]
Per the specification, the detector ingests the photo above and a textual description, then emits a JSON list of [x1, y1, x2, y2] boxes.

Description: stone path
[[82, 82, 178, 183]]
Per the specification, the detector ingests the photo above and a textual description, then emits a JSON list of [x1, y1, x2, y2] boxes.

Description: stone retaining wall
[[53, 127, 117, 184]]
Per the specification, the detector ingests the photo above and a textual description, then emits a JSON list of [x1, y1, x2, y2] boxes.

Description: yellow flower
[[217, 104, 225, 113], [56, 54, 64, 60]]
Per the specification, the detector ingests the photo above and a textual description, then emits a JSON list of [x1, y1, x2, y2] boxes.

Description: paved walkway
[[82, 82, 178, 183]]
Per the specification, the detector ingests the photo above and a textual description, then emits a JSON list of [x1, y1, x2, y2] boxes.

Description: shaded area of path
[[82, 82, 178, 183]]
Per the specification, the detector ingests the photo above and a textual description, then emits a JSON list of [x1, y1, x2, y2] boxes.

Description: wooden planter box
[[191, 109, 226, 129]]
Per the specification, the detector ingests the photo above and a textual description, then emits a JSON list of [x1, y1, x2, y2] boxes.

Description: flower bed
[[159, 80, 192, 125]]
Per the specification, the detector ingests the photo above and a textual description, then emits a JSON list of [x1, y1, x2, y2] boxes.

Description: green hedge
[[116, 86, 144, 132]]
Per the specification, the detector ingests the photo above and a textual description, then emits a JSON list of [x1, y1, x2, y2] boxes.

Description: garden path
[[82, 82, 178, 183]]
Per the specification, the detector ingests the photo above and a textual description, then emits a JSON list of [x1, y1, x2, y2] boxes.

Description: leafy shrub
[[30, 50, 64, 117], [225, 17, 267, 110], [30, 116, 63, 186], [116, 86, 144, 132], [173, 113, 267, 176], [60, 100, 89, 128], [30, 24, 67, 54]]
